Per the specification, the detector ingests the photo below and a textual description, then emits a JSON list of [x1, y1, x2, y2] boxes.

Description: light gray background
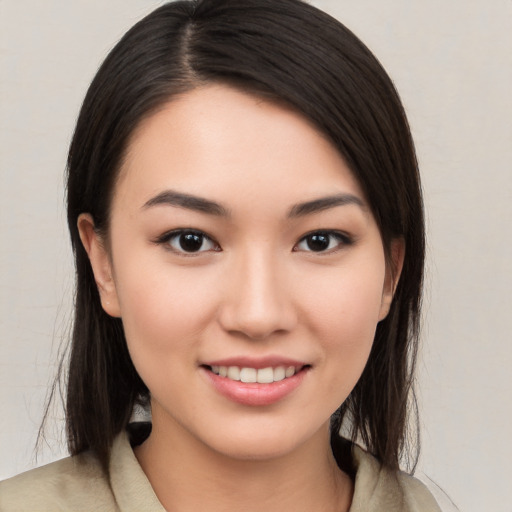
[[1, 1, 511, 511]]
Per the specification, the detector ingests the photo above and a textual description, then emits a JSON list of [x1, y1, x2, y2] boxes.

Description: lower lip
[[201, 367, 308, 406]]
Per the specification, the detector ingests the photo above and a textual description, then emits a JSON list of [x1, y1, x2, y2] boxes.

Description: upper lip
[[201, 356, 309, 369]]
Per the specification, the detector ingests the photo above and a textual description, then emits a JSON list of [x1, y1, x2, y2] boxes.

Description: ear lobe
[[77, 213, 121, 317], [378, 238, 405, 321]]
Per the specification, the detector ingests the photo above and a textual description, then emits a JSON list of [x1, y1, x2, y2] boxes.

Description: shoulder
[[0, 451, 118, 512], [350, 445, 442, 512], [0, 431, 164, 512]]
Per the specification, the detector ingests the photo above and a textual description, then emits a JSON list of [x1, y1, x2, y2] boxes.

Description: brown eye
[[305, 234, 330, 251], [295, 231, 352, 253], [162, 230, 219, 254]]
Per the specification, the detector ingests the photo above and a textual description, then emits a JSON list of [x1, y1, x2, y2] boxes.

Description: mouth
[[200, 357, 311, 405], [204, 364, 308, 384]]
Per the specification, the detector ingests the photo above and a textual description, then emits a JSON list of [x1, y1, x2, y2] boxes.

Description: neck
[[135, 414, 353, 512]]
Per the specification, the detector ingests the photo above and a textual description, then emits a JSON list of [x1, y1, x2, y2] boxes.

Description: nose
[[218, 250, 297, 341]]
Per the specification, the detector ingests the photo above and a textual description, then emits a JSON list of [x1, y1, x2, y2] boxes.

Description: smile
[[201, 360, 310, 406], [209, 365, 300, 383]]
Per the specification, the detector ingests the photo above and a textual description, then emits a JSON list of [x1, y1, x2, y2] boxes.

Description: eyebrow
[[142, 189, 365, 218], [142, 190, 230, 216], [287, 193, 366, 218]]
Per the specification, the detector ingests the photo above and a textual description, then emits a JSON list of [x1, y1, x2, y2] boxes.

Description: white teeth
[[257, 367, 274, 384], [285, 366, 295, 378], [210, 365, 300, 383], [227, 366, 240, 380], [240, 367, 257, 383], [273, 366, 286, 381]]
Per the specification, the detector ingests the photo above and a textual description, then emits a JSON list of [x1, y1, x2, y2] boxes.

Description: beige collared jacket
[[0, 432, 441, 511]]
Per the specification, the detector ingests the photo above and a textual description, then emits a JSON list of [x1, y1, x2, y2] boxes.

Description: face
[[80, 85, 401, 461]]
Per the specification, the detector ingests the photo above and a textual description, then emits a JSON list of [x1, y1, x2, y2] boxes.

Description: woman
[[0, 0, 440, 510]]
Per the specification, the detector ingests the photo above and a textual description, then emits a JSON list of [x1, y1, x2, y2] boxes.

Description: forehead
[[115, 84, 365, 212]]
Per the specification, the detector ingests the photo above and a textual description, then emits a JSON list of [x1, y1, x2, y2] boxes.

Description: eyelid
[[154, 228, 221, 255], [153, 228, 352, 255], [294, 230, 354, 253]]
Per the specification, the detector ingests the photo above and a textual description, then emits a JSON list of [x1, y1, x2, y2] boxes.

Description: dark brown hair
[[56, 0, 424, 474]]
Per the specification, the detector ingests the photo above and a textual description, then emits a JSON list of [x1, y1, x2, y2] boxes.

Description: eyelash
[[154, 229, 220, 256], [154, 229, 353, 256], [294, 230, 354, 253]]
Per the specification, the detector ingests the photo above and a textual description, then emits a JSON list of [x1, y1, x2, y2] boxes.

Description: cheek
[[297, 258, 386, 385], [112, 255, 220, 364], [301, 256, 385, 331]]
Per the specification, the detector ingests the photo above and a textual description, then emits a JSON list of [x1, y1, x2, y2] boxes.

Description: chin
[[211, 436, 300, 461], [197, 419, 328, 463]]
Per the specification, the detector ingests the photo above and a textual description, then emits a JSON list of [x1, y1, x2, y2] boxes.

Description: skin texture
[[78, 85, 403, 512]]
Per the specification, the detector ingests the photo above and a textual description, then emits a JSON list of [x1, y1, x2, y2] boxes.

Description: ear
[[378, 238, 405, 321], [77, 213, 121, 317]]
